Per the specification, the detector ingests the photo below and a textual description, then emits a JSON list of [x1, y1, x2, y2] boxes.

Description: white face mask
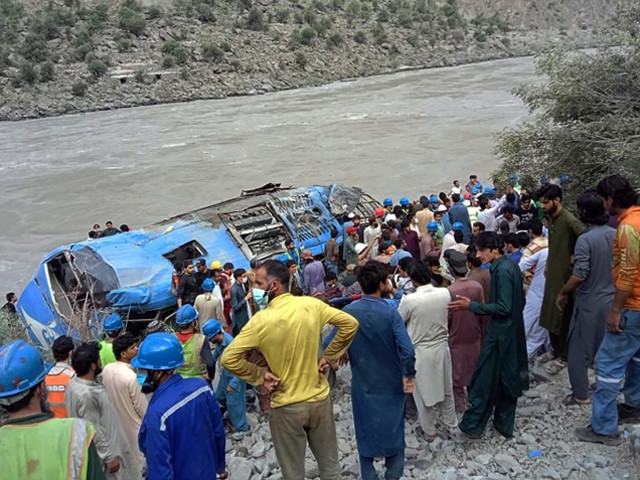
[[241, 277, 248, 284]]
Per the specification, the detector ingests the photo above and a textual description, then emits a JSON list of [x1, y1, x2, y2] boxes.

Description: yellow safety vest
[[176, 333, 205, 378], [99, 340, 116, 367], [0, 417, 95, 480]]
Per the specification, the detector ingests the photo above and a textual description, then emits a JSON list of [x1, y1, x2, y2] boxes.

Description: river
[[0, 55, 536, 295]]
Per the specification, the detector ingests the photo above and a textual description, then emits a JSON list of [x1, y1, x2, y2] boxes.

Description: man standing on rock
[[345, 261, 416, 479], [576, 175, 640, 446], [221, 260, 359, 480], [449, 232, 528, 439]]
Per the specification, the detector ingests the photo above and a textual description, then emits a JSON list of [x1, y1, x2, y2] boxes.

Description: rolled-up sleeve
[[572, 235, 591, 279]]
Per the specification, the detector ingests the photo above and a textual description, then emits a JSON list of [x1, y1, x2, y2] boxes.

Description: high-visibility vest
[[44, 364, 75, 418], [99, 340, 116, 367], [176, 333, 205, 378], [0, 417, 95, 480]]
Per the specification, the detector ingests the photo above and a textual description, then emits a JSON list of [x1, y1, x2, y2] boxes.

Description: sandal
[[562, 394, 591, 406], [537, 351, 558, 364], [544, 359, 567, 375]]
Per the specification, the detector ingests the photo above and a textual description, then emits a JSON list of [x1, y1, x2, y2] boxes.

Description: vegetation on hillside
[[493, 1, 639, 205]]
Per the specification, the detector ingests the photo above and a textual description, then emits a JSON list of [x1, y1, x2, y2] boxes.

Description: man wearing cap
[[100, 313, 123, 368], [44, 335, 75, 418], [446, 252, 485, 412], [221, 260, 358, 480], [135, 333, 227, 480], [66, 342, 137, 479], [203, 319, 250, 434], [194, 258, 209, 287], [302, 249, 326, 295], [174, 304, 216, 380], [0, 340, 106, 480], [448, 193, 473, 244], [420, 222, 441, 260], [382, 198, 396, 223]]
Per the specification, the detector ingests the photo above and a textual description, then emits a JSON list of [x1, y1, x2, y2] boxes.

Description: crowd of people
[[87, 221, 131, 240], [1, 173, 639, 480]]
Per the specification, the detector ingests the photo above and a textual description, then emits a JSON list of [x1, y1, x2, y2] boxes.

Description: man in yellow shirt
[[221, 260, 359, 480]]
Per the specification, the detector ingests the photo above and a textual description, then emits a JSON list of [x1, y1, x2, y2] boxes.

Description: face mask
[[241, 277, 248, 284], [141, 372, 161, 394], [136, 372, 146, 386], [253, 283, 273, 310]]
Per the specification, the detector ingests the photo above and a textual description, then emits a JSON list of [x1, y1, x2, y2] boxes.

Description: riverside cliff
[[0, 0, 619, 121]]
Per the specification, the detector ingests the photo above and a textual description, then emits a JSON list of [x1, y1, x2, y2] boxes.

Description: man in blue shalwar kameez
[[343, 261, 416, 480]]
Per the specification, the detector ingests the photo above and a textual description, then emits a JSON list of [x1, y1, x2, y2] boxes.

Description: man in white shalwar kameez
[[398, 260, 458, 442], [519, 248, 551, 359]]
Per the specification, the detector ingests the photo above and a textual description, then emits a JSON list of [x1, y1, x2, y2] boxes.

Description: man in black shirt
[[517, 194, 540, 224], [2, 292, 17, 313], [178, 263, 199, 307]]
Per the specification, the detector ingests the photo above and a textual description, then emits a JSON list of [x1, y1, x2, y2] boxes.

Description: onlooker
[[194, 278, 224, 332], [230, 268, 253, 335], [44, 335, 75, 418], [101, 221, 120, 237]]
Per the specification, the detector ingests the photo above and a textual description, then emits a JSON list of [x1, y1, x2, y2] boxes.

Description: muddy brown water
[[0, 56, 536, 295]]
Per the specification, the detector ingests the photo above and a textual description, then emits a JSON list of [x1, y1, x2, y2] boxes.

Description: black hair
[[106, 220, 113, 225], [88, 231, 97, 239], [473, 222, 486, 232], [517, 232, 530, 248], [393, 205, 404, 217], [223, 262, 234, 271], [527, 218, 543, 236], [3, 385, 39, 413], [474, 232, 504, 253], [439, 192, 448, 201], [119, 224, 130, 232], [113, 332, 137, 361], [400, 220, 411, 230], [577, 189, 609, 225], [536, 183, 563, 202], [451, 193, 461, 203], [596, 174, 638, 210], [259, 260, 290, 291], [394, 239, 404, 249], [72, 342, 101, 376], [398, 256, 414, 272], [424, 255, 440, 267], [5, 292, 15, 302], [233, 268, 246, 279], [52, 336, 74, 362], [478, 195, 489, 209], [356, 261, 389, 295], [469, 175, 477, 180], [285, 238, 294, 247], [453, 230, 464, 243], [330, 228, 339, 239], [504, 233, 519, 248], [467, 252, 482, 268], [506, 192, 516, 203], [407, 260, 431, 286], [285, 260, 296, 268], [325, 271, 337, 282], [499, 221, 510, 236], [173, 261, 184, 271], [520, 193, 531, 203], [502, 205, 515, 215]]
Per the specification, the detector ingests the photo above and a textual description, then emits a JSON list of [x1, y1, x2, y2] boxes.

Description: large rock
[[228, 457, 253, 480]]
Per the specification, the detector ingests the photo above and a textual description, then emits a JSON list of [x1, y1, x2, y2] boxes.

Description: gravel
[[223, 366, 639, 479]]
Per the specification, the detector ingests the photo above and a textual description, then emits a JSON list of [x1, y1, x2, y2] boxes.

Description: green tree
[[494, 3, 640, 205], [119, 7, 147, 35], [201, 42, 224, 62], [71, 80, 88, 96], [88, 59, 108, 78], [246, 7, 266, 31]]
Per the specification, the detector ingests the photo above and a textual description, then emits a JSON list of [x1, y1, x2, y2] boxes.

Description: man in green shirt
[[449, 232, 529, 438], [100, 313, 123, 367], [0, 340, 105, 480], [536, 183, 584, 371]]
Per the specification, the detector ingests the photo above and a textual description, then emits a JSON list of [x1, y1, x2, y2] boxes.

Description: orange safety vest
[[44, 364, 75, 418]]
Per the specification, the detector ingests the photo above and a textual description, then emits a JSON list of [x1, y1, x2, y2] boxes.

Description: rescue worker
[[44, 335, 75, 418], [203, 319, 250, 434], [100, 313, 123, 367], [0, 340, 105, 480], [174, 304, 215, 380], [134, 333, 227, 480]]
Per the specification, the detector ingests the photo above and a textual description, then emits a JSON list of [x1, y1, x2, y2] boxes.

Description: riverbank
[[0, 0, 616, 121]]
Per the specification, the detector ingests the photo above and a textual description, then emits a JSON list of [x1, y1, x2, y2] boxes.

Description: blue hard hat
[[202, 319, 223, 340], [427, 221, 438, 232], [429, 195, 438, 203], [559, 175, 570, 185], [399, 196, 410, 206], [202, 278, 214, 292], [0, 340, 52, 402], [103, 313, 124, 333], [131, 333, 184, 371], [383, 197, 393, 207], [485, 186, 496, 195], [175, 305, 198, 326], [453, 222, 464, 231]]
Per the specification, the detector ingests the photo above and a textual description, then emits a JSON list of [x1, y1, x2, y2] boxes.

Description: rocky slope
[[0, 0, 619, 120], [226, 364, 639, 480]]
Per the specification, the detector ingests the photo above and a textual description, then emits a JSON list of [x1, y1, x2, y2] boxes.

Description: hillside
[[0, 0, 619, 120]]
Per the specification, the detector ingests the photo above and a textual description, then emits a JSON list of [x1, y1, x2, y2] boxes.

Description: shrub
[[119, 7, 147, 35], [303, 10, 316, 25], [117, 36, 133, 52], [39, 61, 55, 82], [473, 29, 487, 42], [398, 9, 413, 28], [147, 5, 163, 19], [162, 55, 175, 68], [71, 80, 88, 96], [134, 68, 145, 83], [88, 59, 108, 78], [353, 30, 367, 43], [196, 3, 216, 23], [295, 51, 307, 68], [331, 0, 344, 10], [246, 7, 265, 31], [20, 33, 48, 62], [300, 26, 317, 45], [371, 22, 387, 44], [162, 40, 182, 55], [377, 9, 389, 22], [326, 32, 344, 47], [293, 12, 304, 24], [346, 1, 361, 21], [220, 41, 232, 52], [275, 7, 290, 23], [88, 4, 109, 32], [19, 62, 38, 85], [312, 19, 328, 37], [406, 33, 419, 47], [201, 42, 224, 62], [73, 42, 93, 62]]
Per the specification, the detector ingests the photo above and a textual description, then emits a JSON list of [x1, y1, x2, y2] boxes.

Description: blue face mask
[[252, 284, 272, 310], [136, 372, 146, 386]]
